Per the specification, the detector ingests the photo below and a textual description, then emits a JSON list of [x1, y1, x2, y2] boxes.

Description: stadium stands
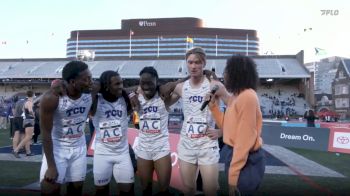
[[257, 85, 309, 117], [0, 56, 309, 79], [0, 55, 312, 116]]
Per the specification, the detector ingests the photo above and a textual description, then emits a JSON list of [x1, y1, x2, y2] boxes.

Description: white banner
[[333, 132, 350, 149]]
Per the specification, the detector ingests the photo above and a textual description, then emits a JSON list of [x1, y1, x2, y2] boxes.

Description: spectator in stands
[[304, 109, 316, 127], [13, 90, 35, 157], [209, 55, 265, 195]]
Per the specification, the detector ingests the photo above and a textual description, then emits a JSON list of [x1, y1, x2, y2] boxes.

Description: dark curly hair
[[139, 66, 159, 80], [99, 70, 132, 112], [224, 55, 259, 94], [62, 61, 89, 83]]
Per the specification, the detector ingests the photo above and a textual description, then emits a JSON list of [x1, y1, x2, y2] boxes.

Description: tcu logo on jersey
[[143, 106, 158, 114], [66, 107, 86, 117], [105, 110, 123, 118], [189, 96, 203, 103]]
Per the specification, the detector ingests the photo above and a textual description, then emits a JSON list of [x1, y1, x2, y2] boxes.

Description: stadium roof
[[342, 58, 350, 75], [0, 52, 310, 80]]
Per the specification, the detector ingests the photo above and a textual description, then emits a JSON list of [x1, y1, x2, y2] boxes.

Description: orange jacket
[[210, 89, 263, 186]]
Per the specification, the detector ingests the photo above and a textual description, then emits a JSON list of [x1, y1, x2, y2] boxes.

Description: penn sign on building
[[66, 17, 259, 59]]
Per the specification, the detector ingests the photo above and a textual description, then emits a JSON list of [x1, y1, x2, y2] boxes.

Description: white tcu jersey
[[93, 94, 129, 155], [52, 93, 92, 148], [136, 92, 170, 152], [180, 78, 218, 150]]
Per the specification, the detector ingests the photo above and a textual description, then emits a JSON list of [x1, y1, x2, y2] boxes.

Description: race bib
[[140, 113, 161, 134], [99, 119, 122, 143], [62, 117, 85, 139], [185, 117, 207, 138]]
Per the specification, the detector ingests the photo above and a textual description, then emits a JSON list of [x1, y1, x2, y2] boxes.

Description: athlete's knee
[[182, 183, 196, 195]]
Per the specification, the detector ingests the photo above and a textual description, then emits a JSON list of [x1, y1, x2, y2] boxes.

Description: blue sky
[[0, 0, 348, 62]]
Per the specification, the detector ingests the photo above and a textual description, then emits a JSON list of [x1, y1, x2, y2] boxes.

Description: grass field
[[0, 127, 349, 195]]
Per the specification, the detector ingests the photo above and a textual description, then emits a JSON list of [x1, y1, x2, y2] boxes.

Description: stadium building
[[66, 17, 259, 59]]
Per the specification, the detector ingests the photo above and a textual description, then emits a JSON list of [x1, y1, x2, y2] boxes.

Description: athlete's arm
[[206, 127, 223, 140], [210, 80, 230, 106], [26, 100, 34, 115], [164, 82, 183, 108], [40, 90, 59, 183], [203, 69, 218, 81], [159, 76, 189, 100]]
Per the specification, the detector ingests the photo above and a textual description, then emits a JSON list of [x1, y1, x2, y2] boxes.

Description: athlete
[[40, 61, 93, 195], [133, 66, 176, 195], [91, 70, 135, 196], [13, 90, 35, 157], [167, 47, 228, 195]]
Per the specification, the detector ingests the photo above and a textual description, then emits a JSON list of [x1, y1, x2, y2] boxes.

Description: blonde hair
[[185, 47, 206, 66]]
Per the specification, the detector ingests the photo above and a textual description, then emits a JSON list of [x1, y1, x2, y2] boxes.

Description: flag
[[186, 37, 193, 43], [315, 47, 327, 55]]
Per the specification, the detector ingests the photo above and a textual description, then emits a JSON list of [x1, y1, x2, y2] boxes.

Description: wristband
[[128, 92, 136, 99]]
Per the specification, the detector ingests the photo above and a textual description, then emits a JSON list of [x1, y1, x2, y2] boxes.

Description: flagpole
[[157, 36, 160, 57], [246, 34, 249, 56], [186, 36, 188, 50], [129, 30, 132, 58], [76, 31, 79, 59], [215, 35, 218, 57]]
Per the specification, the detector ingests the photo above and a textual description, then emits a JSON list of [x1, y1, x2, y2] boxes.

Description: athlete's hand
[[206, 128, 220, 140], [129, 92, 140, 112], [159, 81, 177, 100], [44, 167, 58, 184], [203, 69, 218, 81], [204, 93, 216, 108], [51, 79, 67, 96], [229, 185, 240, 196]]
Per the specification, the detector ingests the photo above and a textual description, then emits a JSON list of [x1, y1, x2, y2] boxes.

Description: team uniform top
[[93, 94, 129, 155], [136, 92, 170, 152], [52, 93, 92, 148], [180, 78, 218, 150]]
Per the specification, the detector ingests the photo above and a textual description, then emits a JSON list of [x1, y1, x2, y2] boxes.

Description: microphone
[[200, 85, 219, 111]]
